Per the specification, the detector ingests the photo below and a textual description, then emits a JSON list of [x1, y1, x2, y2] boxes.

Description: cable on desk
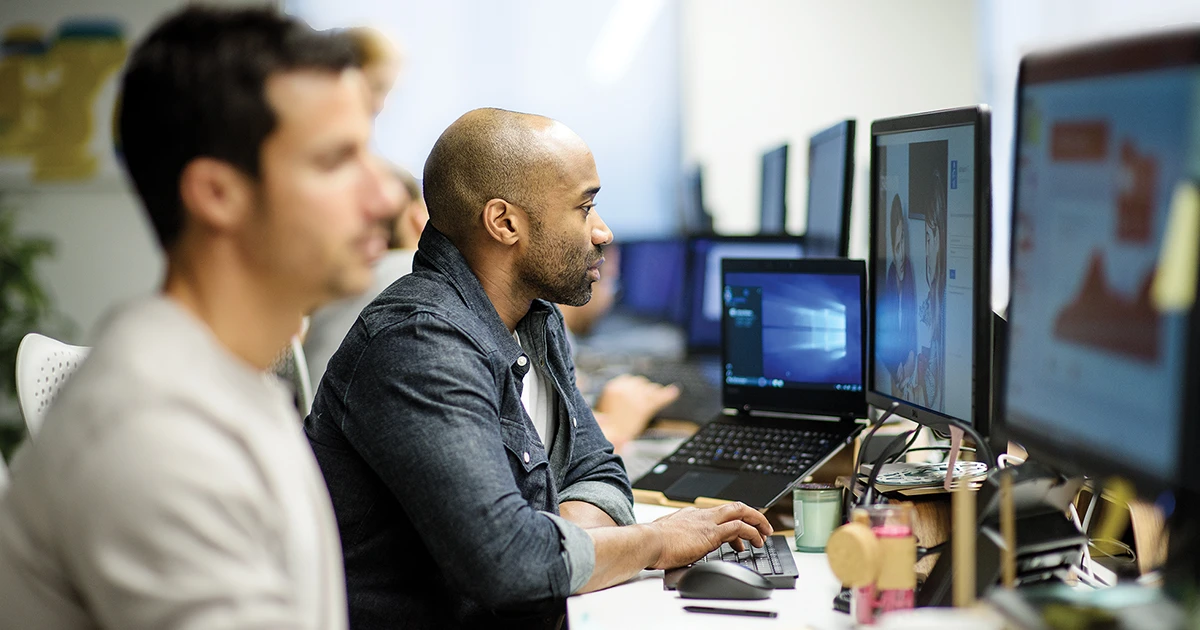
[[845, 401, 901, 521], [885, 426, 923, 464], [860, 429, 917, 508]]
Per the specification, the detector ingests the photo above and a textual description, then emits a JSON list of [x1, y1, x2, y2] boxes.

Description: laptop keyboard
[[664, 535, 799, 589], [666, 423, 841, 477]]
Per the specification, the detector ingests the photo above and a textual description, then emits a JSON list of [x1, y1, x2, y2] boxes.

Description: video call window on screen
[[723, 271, 863, 393], [871, 123, 978, 425]]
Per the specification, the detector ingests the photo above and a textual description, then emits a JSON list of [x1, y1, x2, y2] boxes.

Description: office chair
[[15, 333, 90, 437]]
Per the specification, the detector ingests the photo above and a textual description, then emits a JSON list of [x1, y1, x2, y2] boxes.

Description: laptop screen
[[721, 258, 867, 417]]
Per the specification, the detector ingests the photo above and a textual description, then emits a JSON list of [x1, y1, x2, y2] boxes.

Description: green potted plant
[[0, 193, 70, 462]]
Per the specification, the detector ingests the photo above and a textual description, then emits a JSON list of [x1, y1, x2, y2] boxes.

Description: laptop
[[633, 257, 867, 509]]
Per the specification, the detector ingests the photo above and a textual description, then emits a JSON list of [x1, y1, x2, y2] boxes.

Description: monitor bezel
[[759, 144, 790, 236], [683, 234, 807, 354], [804, 119, 857, 258], [680, 164, 713, 236], [996, 29, 1200, 495], [865, 105, 993, 438], [721, 257, 868, 418]]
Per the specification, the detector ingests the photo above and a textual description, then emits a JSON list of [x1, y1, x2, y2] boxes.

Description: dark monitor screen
[[1002, 31, 1200, 490], [759, 144, 789, 235], [805, 120, 856, 257], [722, 258, 867, 417], [615, 239, 687, 323], [685, 236, 805, 352], [867, 107, 991, 434]]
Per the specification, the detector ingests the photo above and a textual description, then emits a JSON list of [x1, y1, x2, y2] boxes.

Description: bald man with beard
[[305, 108, 772, 629]]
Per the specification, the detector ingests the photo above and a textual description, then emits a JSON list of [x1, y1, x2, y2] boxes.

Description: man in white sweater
[[0, 6, 393, 629]]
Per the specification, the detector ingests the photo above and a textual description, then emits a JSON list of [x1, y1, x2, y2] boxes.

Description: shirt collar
[[414, 226, 557, 373]]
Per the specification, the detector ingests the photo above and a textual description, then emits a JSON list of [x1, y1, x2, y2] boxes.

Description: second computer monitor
[[805, 120, 856, 258], [867, 106, 992, 437], [759, 144, 789, 235]]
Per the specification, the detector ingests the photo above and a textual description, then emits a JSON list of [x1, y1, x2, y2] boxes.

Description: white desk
[[568, 504, 855, 629]]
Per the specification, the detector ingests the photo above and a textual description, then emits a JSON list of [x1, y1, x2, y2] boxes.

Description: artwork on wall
[[0, 19, 127, 187]]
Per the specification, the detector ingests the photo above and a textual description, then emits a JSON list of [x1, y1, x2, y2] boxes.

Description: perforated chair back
[[15, 333, 90, 437]]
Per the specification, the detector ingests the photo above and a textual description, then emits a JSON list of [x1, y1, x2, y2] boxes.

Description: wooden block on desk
[[631, 488, 737, 510], [1129, 499, 1168, 575]]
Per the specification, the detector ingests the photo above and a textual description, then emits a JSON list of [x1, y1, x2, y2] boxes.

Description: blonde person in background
[[0, 7, 395, 628], [346, 26, 403, 116]]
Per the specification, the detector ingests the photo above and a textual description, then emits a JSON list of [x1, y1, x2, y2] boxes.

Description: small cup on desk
[[792, 483, 843, 552]]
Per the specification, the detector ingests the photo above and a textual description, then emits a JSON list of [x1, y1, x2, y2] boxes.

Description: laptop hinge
[[736, 408, 845, 422]]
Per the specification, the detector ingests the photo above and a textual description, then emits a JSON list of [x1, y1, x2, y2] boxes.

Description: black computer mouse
[[675, 562, 774, 600]]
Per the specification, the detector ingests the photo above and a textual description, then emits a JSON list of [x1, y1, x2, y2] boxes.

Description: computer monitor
[[1000, 30, 1200, 493], [680, 165, 713, 235], [759, 144, 789, 235], [804, 120, 856, 258], [867, 106, 992, 437], [685, 236, 806, 353], [615, 238, 688, 323]]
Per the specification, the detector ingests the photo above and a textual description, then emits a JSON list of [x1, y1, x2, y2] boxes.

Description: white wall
[[289, 0, 684, 239], [3, 0, 275, 342], [681, 0, 981, 264]]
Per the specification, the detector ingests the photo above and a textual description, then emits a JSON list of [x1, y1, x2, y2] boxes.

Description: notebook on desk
[[632, 257, 867, 509]]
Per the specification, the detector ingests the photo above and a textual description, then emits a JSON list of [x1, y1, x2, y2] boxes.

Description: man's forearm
[[577, 524, 661, 593], [559, 500, 618, 529]]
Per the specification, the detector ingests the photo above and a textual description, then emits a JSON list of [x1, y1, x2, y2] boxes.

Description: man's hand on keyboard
[[645, 502, 773, 570]]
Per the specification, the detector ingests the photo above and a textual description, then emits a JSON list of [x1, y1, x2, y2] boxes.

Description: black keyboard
[[664, 535, 799, 589], [665, 422, 842, 478]]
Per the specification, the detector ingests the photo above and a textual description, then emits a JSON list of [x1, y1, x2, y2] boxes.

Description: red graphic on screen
[[1117, 141, 1157, 244], [1053, 251, 1159, 362], [1051, 121, 1108, 161]]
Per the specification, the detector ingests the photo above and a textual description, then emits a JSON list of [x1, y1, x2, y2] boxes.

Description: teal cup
[[792, 483, 843, 552]]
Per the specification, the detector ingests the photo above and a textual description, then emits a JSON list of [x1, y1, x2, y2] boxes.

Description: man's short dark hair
[[118, 5, 356, 249]]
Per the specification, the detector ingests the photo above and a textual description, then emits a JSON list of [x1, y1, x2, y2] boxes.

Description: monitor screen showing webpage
[[1005, 62, 1196, 483], [871, 122, 978, 425]]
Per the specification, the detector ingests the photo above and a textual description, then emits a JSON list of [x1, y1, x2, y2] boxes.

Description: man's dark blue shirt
[[305, 227, 634, 629]]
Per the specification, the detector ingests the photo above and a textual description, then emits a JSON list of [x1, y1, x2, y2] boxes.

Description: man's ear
[[179, 157, 254, 234], [481, 198, 522, 246]]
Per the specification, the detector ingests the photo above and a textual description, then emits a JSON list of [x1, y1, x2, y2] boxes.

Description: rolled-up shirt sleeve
[[558, 480, 636, 527], [541, 512, 595, 593]]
